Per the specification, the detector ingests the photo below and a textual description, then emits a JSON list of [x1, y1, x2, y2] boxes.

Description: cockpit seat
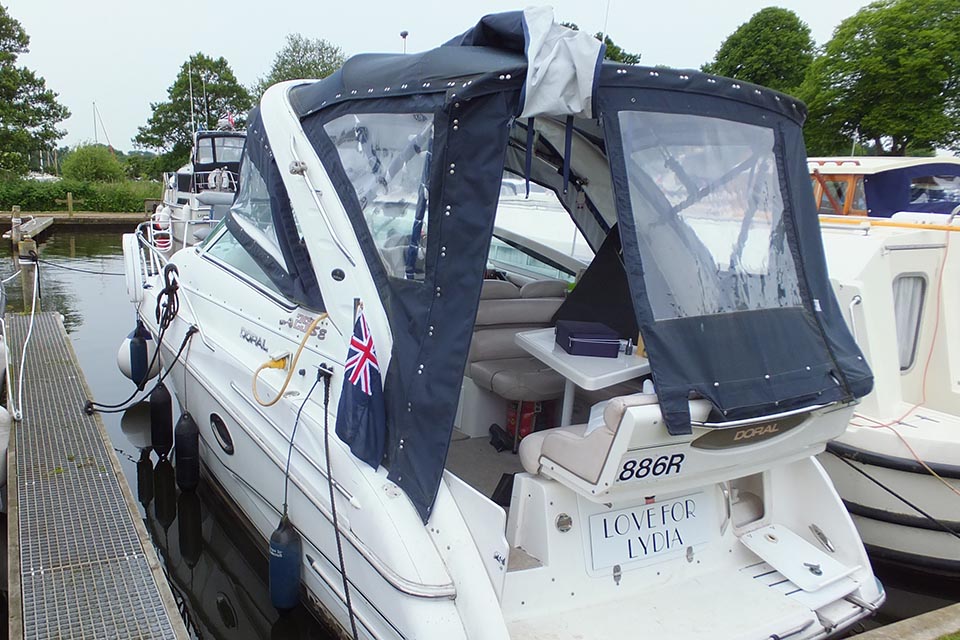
[[519, 393, 712, 496], [519, 393, 659, 482], [467, 279, 567, 403]]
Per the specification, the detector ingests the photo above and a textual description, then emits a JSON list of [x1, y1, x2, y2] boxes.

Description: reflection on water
[[2, 228, 332, 639], [3, 228, 955, 637]]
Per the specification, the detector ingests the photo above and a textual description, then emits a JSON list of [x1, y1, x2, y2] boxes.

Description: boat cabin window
[[816, 178, 850, 215], [324, 112, 435, 281], [910, 175, 960, 208], [618, 111, 803, 320], [196, 138, 215, 164], [205, 224, 285, 297], [892, 274, 926, 371], [216, 136, 245, 164], [850, 177, 867, 214]]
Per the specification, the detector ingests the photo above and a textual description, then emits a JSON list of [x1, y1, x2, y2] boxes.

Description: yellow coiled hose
[[252, 312, 329, 407]]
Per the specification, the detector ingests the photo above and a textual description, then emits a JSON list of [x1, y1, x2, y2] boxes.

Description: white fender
[[116, 330, 160, 383], [122, 233, 144, 303]]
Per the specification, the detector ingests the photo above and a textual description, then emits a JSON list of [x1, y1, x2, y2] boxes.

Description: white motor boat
[[813, 156, 960, 575], [120, 10, 884, 638], [153, 128, 246, 251]]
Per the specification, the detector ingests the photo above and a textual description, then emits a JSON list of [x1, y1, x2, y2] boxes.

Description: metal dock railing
[[6, 311, 188, 639]]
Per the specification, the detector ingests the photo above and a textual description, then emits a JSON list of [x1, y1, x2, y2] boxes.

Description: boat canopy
[[264, 10, 871, 521], [864, 162, 960, 217], [192, 130, 246, 176]]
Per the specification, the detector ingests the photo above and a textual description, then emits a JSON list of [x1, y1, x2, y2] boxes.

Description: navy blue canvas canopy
[[863, 162, 960, 217], [286, 12, 871, 522]]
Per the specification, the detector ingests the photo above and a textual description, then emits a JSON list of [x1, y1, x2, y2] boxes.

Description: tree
[[134, 53, 252, 170], [702, 8, 814, 94], [562, 23, 641, 64], [0, 5, 70, 176], [121, 151, 159, 180], [597, 34, 641, 65], [61, 144, 125, 182], [800, 0, 960, 156], [254, 33, 345, 97]]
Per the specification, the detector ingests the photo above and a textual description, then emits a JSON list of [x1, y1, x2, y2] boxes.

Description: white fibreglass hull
[[126, 246, 882, 640], [819, 417, 960, 575]]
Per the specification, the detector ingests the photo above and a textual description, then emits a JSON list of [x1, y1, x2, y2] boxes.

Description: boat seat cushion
[[481, 279, 522, 299], [519, 393, 659, 483], [519, 423, 615, 484], [520, 279, 568, 299], [469, 358, 566, 401], [475, 297, 564, 326]]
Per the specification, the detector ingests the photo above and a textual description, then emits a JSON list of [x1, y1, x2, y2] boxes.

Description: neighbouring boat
[[153, 127, 247, 251], [809, 156, 960, 218], [813, 156, 960, 575], [120, 10, 884, 638]]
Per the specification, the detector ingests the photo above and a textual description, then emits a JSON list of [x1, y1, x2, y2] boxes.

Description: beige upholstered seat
[[470, 358, 565, 401], [519, 393, 661, 483], [466, 279, 567, 402]]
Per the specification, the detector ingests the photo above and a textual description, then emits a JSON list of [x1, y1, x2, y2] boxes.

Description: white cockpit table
[[515, 327, 651, 426]]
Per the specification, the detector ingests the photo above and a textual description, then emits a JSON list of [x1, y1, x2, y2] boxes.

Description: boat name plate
[[588, 492, 712, 571]]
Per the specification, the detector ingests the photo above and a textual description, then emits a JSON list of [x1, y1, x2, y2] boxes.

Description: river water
[[1, 226, 954, 638]]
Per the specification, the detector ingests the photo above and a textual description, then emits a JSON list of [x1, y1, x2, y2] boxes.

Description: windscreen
[[215, 136, 245, 164], [618, 111, 803, 321]]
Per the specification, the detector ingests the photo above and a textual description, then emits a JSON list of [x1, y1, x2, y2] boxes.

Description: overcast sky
[[10, 0, 875, 151]]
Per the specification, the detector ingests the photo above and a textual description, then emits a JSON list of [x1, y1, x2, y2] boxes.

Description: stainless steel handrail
[[692, 403, 830, 429], [288, 135, 356, 266], [847, 295, 862, 344]]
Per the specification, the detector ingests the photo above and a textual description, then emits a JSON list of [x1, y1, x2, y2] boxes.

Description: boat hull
[[820, 441, 960, 576]]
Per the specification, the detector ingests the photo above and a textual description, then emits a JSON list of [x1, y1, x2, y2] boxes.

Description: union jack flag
[[344, 310, 379, 395], [336, 306, 386, 468]]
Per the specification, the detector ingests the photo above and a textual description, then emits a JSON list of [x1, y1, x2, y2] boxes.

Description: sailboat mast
[[188, 60, 196, 137]]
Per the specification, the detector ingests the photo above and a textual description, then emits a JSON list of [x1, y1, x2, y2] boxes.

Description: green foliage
[[119, 151, 160, 180], [597, 34, 641, 65], [254, 33, 345, 97], [0, 178, 160, 212], [561, 23, 641, 64], [702, 8, 813, 94], [0, 5, 70, 177], [61, 144, 125, 182], [134, 53, 252, 160], [800, 0, 960, 156]]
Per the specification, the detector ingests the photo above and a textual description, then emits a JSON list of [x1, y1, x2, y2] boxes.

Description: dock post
[[10, 205, 20, 246], [18, 259, 35, 312]]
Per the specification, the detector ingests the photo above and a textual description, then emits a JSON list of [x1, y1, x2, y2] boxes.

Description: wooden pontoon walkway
[[6, 311, 187, 639]]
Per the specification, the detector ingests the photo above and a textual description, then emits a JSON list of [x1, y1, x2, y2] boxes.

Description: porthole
[[216, 593, 237, 628], [210, 413, 234, 455]]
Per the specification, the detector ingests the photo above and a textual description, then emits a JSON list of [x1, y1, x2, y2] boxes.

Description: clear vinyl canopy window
[[618, 111, 804, 320], [909, 175, 960, 208], [324, 112, 435, 281]]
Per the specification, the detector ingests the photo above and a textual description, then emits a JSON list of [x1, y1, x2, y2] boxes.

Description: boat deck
[[6, 311, 187, 639]]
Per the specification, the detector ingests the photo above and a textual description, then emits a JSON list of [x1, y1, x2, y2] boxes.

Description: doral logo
[[240, 327, 268, 352], [733, 423, 780, 441]]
